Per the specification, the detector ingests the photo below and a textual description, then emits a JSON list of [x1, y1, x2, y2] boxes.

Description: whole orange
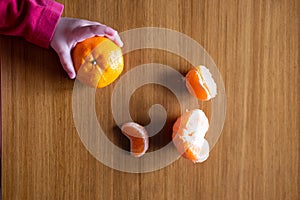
[[72, 36, 124, 88]]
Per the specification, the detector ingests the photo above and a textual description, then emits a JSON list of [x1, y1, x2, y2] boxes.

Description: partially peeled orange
[[172, 109, 210, 163], [185, 65, 217, 101], [121, 122, 149, 157]]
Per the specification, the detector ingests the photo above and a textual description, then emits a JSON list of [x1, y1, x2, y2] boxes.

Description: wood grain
[[1, 0, 299, 199]]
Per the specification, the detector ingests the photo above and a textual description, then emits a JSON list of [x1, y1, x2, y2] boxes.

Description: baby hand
[[50, 17, 123, 79]]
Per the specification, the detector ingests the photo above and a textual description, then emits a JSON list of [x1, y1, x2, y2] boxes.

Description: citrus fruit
[[121, 122, 149, 157], [72, 36, 124, 88], [172, 109, 210, 163], [185, 65, 217, 101]]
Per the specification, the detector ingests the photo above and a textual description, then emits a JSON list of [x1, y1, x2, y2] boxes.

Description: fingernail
[[69, 73, 76, 79], [119, 40, 124, 47], [105, 27, 116, 36]]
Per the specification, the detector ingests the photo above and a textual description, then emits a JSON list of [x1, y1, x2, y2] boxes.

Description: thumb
[[57, 51, 76, 79]]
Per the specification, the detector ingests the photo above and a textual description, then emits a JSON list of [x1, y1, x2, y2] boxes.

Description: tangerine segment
[[121, 122, 149, 157], [172, 109, 210, 163], [185, 65, 217, 101], [72, 36, 124, 88]]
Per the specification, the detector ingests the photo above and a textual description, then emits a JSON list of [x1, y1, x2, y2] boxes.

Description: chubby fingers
[[72, 24, 107, 43], [57, 49, 76, 79], [104, 27, 123, 47], [72, 25, 123, 47]]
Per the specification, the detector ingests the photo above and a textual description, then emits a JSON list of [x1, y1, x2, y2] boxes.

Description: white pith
[[177, 109, 210, 162], [198, 65, 217, 98]]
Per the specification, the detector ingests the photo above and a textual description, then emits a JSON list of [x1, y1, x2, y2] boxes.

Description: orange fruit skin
[[121, 122, 149, 157], [172, 109, 209, 163], [185, 68, 210, 100], [72, 36, 124, 88]]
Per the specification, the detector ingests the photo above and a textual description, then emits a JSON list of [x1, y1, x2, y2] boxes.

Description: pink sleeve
[[0, 0, 64, 48]]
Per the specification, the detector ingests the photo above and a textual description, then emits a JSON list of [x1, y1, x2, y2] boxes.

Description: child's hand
[[50, 17, 123, 79]]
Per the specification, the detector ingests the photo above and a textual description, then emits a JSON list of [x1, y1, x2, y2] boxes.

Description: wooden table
[[1, 0, 299, 199]]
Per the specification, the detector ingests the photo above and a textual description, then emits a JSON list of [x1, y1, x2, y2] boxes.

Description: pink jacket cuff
[[0, 0, 64, 49], [27, 1, 64, 48]]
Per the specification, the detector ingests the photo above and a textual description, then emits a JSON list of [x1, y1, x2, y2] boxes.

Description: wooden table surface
[[1, 0, 299, 199]]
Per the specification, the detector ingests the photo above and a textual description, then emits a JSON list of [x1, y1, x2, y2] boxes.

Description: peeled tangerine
[[121, 122, 149, 157], [172, 109, 210, 163], [72, 36, 124, 88], [185, 65, 217, 101]]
